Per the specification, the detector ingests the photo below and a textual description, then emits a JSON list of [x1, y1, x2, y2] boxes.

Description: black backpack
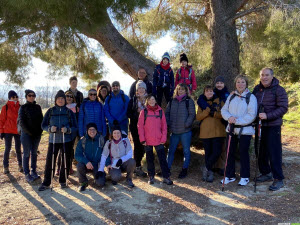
[[169, 96, 190, 111], [228, 92, 252, 105]]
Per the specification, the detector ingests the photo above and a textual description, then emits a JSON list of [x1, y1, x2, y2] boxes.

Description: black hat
[[112, 81, 120, 87], [55, 90, 66, 105], [214, 76, 225, 84], [111, 125, 121, 133], [180, 53, 188, 63], [25, 89, 35, 98], [8, 90, 18, 99], [86, 123, 97, 131]]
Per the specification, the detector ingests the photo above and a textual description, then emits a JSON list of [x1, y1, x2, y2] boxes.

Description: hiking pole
[[51, 132, 55, 191], [222, 123, 234, 192], [62, 132, 68, 187]]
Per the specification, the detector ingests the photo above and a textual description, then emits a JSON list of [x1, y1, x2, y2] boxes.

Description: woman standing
[[18, 90, 43, 182], [127, 80, 147, 177], [97, 85, 109, 105], [221, 75, 257, 186], [38, 90, 77, 191], [0, 90, 22, 174], [165, 83, 196, 179]]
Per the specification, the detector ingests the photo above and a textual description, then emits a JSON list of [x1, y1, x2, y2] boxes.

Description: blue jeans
[[167, 131, 192, 169], [3, 133, 22, 168], [21, 132, 41, 175]]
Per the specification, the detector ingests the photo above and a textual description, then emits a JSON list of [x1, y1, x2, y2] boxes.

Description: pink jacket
[[175, 66, 197, 91], [138, 105, 167, 146]]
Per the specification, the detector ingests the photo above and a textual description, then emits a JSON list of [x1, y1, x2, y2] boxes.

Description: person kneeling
[[75, 123, 108, 192], [99, 126, 136, 188]]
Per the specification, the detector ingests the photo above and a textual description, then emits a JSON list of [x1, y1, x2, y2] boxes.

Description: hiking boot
[[163, 177, 173, 185], [25, 174, 34, 183], [135, 166, 147, 177], [220, 177, 236, 185], [255, 172, 273, 183], [127, 179, 135, 188], [31, 171, 40, 180], [3, 167, 9, 174], [206, 170, 214, 183], [79, 183, 88, 192], [238, 178, 250, 186], [55, 169, 60, 176], [202, 167, 208, 181], [148, 176, 155, 184], [112, 180, 117, 185], [60, 183, 67, 189], [269, 179, 284, 191], [178, 168, 188, 179], [18, 165, 24, 173], [38, 184, 50, 191]]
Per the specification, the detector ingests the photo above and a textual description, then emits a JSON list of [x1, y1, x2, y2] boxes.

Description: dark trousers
[[258, 126, 284, 180], [21, 132, 41, 175], [202, 137, 223, 171], [109, 158, 136, 182], [77, 162, 106, 186], [145, 145, 170, 178], [156, 86, 171, 106], [225, 134, 252, 178], [42, 142, 72, 186], [57, 139, 75, 170], [3, 133, 22, 168], [130, 123, 144, 167]]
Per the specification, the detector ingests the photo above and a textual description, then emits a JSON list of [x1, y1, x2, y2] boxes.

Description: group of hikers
[[0, 52, 288, 193]]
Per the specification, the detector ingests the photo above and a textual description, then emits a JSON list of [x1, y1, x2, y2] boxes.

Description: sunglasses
[[66, 95, 73, 98], [12, 96, 18, 99], [89, 93, 97, 96], [27, 94, 36, 97]]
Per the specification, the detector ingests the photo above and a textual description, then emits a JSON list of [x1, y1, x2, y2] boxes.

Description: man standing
[[104, 81, 130, 134], [129, 67, 153, 99], [68, 76, 84, 108], [254, 67, 288, 191]]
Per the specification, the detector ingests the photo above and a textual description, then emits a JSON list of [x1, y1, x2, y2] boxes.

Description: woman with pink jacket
[[138, 95, 173, 185]]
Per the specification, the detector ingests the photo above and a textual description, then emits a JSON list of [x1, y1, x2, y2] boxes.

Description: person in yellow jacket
[[196, 85, 226, 182]]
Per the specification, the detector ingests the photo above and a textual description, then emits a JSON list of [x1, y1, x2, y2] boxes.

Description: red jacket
[[175, 66, 197, 91], [138, 105, 167, 146], [0, 101, 20, 134]]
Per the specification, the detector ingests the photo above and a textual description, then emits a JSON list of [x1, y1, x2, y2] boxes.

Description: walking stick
[[62, 132, 68, 186], [222, 123, 234, 192], [51, 133, 55, 191]]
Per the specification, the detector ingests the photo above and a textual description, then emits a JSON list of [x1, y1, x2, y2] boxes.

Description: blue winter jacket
[[152, 64, 174, 96], [75, 134, 110, 169], [78, 99, 106, 137], [104, 90, 129, 124], [42, 105, 78, 143]]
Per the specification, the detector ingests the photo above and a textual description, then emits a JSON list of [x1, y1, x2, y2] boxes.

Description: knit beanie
[[86, 122, 97, 131], [112, 81, 120, 87], [111, 125, 122, 133], [214, 76, 225, 84], [55, 90, 66, 105], [136, 80, 147, 91], [162, 52, 170, 61], [25, 89, 35, 98], [8, 90, 18, 99], [180, 53, 188, 63]]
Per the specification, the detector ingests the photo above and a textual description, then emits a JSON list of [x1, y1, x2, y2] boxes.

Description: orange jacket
[[0, 101, 20, 134]]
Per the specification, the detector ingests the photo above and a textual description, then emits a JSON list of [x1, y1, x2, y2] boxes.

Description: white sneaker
[[238, 178, 249, 186], [220, 177, 236, 184]]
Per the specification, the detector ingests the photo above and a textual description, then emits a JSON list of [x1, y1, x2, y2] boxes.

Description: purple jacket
[[254, 77, 288, 127]]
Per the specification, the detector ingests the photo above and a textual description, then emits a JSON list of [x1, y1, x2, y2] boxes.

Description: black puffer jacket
[[18, 101, 43, 136]]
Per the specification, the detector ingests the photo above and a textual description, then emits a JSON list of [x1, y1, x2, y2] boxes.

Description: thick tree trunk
[[80, 12, 155, 81], [208, 0, 241, 91]]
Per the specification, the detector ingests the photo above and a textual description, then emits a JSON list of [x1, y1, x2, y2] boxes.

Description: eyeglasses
[[27, 94, 36, 97], [89, 93, 97, 96], [88, 128, 97, 131], [66, 95, 73, 98]]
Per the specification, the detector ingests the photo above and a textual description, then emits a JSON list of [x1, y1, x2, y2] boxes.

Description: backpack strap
[[159, 109, 162, 119], [122, 139, 127, 148], [245, 92, 252, 105], [144, 108, 162, 124], [81, 137, 86, 153], [108, 141, 113, 162], [144, 108, 148, 125], [185, 97, 190, 110]]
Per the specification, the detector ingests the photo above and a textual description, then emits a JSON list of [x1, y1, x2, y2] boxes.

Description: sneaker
[[79, 183, 88, 192], [55, 169, 60, 176], [18, 165, 24, 173], [202, 167, 208, 181], [269, 179, 284, 191], [163, 177, 173, 185], [25, 174, 34, 183], [127, 179, 135, 188], [206, 170, 214, 183], [178, 168, 188, 179], [135, 166, 147, 177], [148, 176, 155, 185], [255, 172, 273, 182], [38, 184, 50, 191], [3, 167, 9, 174], [238, 178, 250, 186], [220, 177, 236, 185], [60, 183, 67, 189], [31, 171, 40, 180]]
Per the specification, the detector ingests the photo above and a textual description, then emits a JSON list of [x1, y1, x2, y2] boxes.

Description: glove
[[61, 127, 68, 133], [95, 171, 105, 179], [0, 133, 5, 140], [116, 159, 123, 167], [113, 120, 119, 125], [50, 126, 57, 133]]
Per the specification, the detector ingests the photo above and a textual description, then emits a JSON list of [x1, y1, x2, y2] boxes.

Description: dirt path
[[0, 134, 299, 225]]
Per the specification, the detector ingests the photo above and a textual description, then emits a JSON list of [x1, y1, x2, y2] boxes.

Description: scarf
[[160, 61, 170, 70], [176, 94, 186, 102], [113, 138, 122, 144], [147, 104, 158, 112]]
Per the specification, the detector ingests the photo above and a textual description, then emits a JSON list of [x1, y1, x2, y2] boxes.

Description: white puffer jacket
[[221, 89, 257, 135]]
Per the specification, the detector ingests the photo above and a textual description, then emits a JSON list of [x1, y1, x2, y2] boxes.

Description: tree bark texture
[[81, 12, 155, 81], [208, 0, 241, 91]]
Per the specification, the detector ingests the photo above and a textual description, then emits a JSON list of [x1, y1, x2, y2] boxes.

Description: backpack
[[108, 139, 127, 161], [228, 92, 252, 105], [177, 67, 193, 89], [169, 96, 190, 111], [107, 93, 126, 105], [81, 135, 105, 152], [144, 108, 162, 124]]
